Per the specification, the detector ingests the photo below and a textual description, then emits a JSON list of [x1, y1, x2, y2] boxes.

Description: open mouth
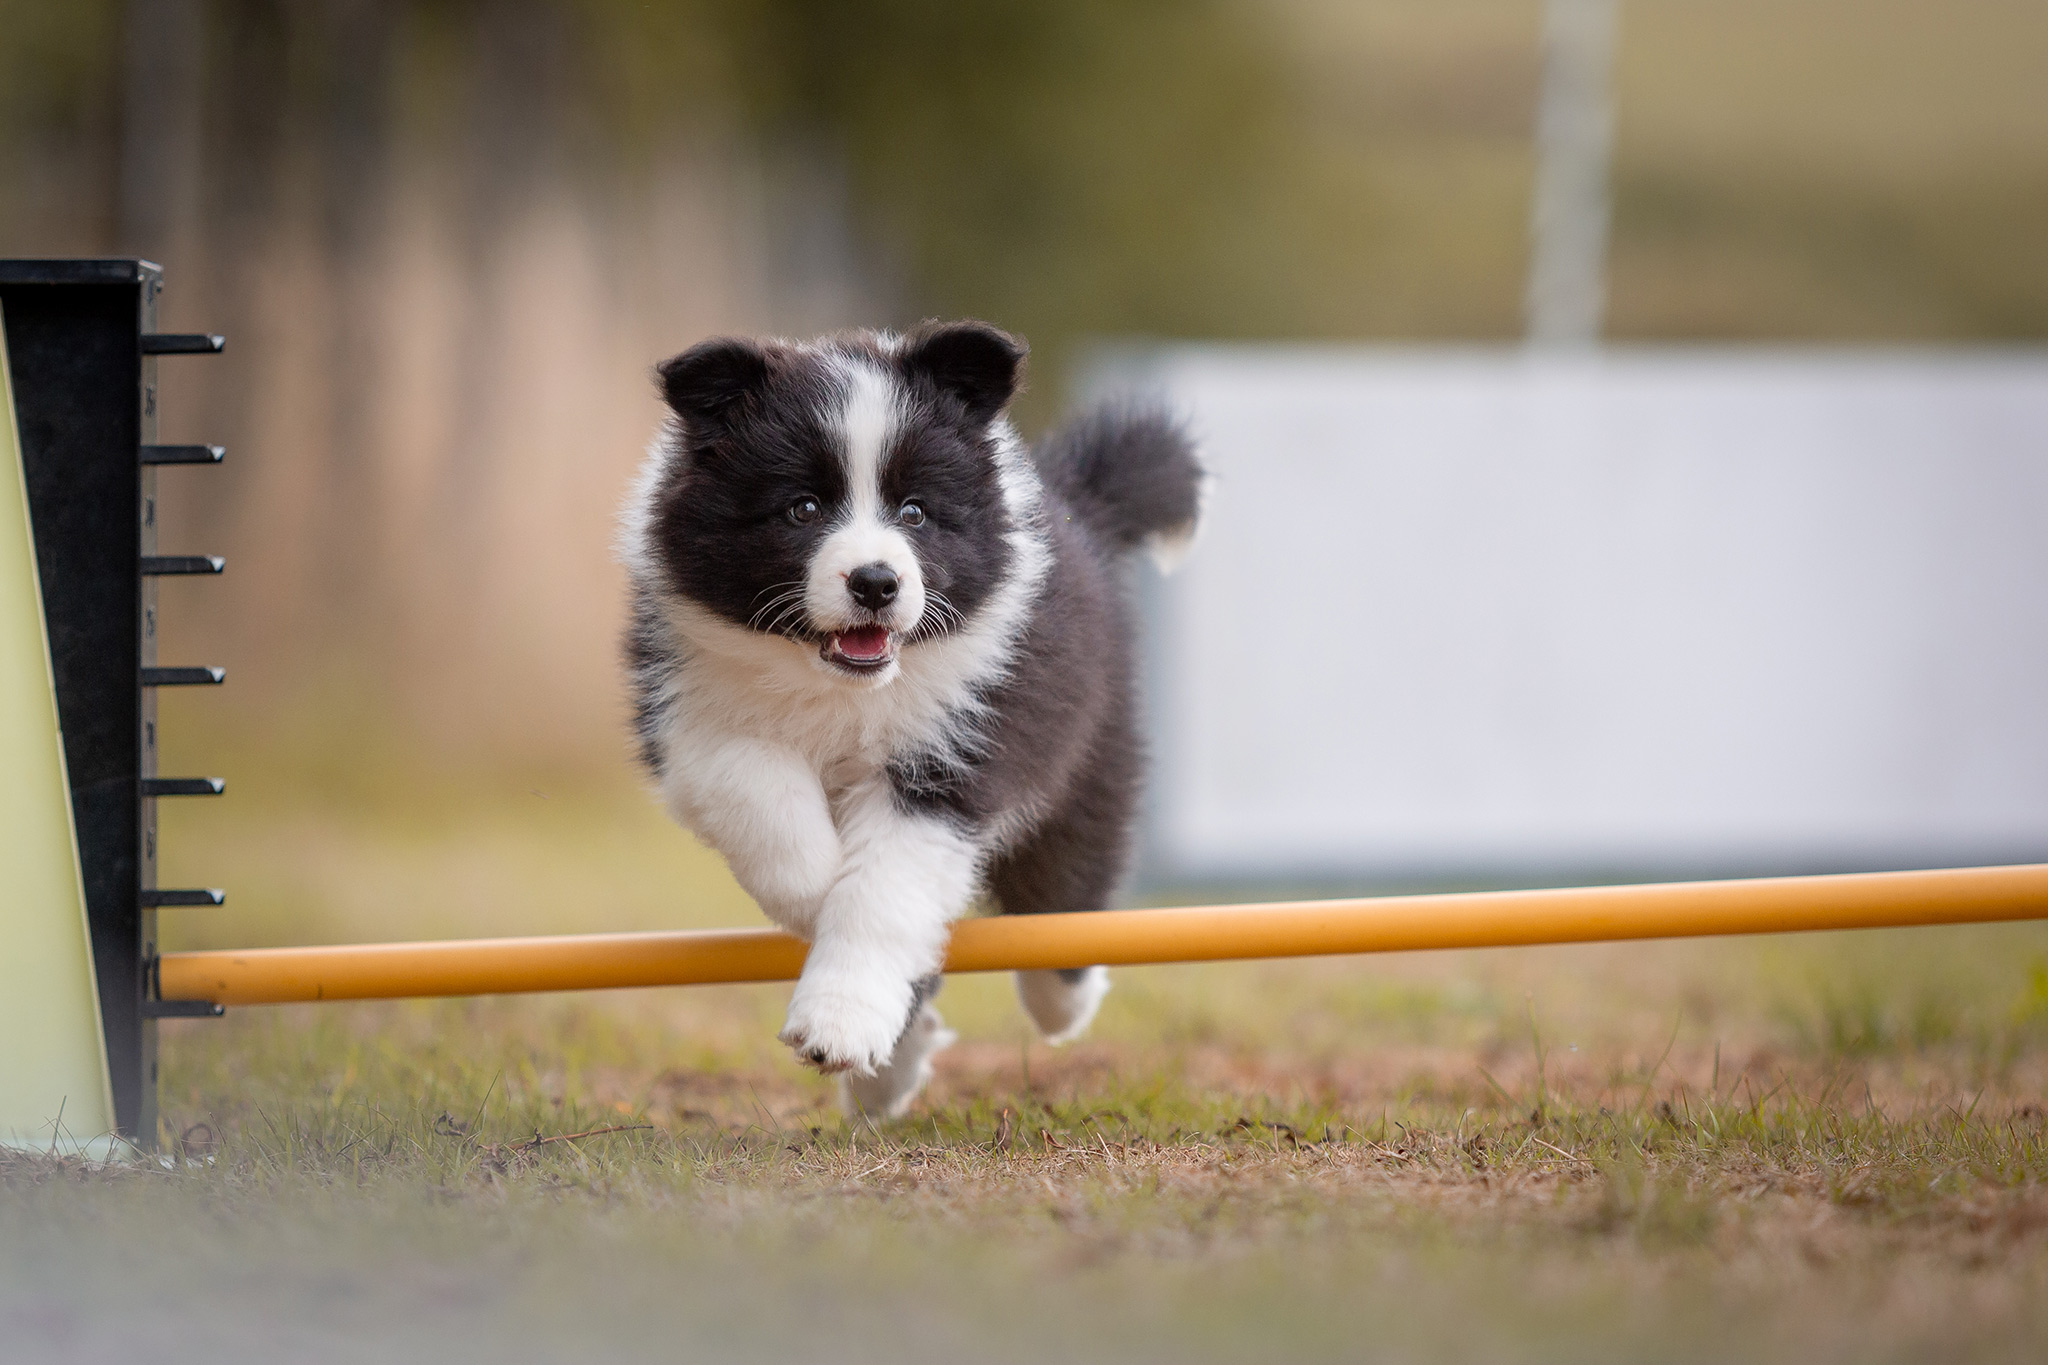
[[822, 625, 898, 674]]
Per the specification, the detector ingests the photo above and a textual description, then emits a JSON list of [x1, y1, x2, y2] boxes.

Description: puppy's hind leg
[[1016, 967, 1110, 1044], [989, 759, 1132, 1047], [841, 976, 955, 1121]]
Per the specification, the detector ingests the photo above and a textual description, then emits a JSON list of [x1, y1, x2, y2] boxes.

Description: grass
[[10, 971, 2048, 1361], [8, 753, 2048, 1359]]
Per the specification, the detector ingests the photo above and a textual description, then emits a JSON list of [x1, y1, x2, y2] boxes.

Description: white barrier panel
[[1105, 348, 2048, 886], [0, 304, 118, 1158]]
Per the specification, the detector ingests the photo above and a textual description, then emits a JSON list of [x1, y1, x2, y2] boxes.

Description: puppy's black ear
[[656, 338, 769, 430], [900, 321, 1026, 423]]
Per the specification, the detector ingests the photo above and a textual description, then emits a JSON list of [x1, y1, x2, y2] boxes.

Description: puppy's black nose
[[846, 562, 899, 611]]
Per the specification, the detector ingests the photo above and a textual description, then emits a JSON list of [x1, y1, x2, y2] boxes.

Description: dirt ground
[[7, 771, 2044, 1361]]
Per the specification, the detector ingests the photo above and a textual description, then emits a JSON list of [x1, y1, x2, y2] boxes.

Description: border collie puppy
[[620, 322, 1202, 1117]]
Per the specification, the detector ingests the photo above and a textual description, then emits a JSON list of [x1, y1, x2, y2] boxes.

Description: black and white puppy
[[620, 322, 1203, 1117]]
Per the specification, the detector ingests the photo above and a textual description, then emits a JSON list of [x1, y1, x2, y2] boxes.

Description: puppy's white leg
[[1016, 967, 1110, 1044], [780, 782, 980, 1075], [659, 733, 838, 937], [840, 1004, 957, 1120]]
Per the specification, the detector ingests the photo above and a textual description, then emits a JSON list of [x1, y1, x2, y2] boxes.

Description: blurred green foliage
[[706, 2, 1337, 331], [577, 0, 1384, 404], [0, 0, 1388, 413], [8, 0, 2044, 388], [6, 0, 2046, 769]]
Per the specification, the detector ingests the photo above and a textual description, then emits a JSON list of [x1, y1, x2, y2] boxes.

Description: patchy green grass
[[9, 762, 2044, 1360], [11, 929, 2048, 1361]]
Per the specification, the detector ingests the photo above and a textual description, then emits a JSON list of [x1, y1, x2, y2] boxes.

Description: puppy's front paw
[[779, 976, 911, 1076]]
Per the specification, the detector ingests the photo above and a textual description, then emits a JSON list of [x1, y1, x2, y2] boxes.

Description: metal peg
[[142, 667, 226, 686], [142, 1000, 225, 1019], [140, 334, 225, 355], [141, 777, 225, 797], [141, 889, 226, 908], [141, 445, 225, 465], [140, 555, 224, 575]]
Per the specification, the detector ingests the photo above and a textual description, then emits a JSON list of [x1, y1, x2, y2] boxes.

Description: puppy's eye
[[787, 496, 822, 526], [897, 500, 927, 528]]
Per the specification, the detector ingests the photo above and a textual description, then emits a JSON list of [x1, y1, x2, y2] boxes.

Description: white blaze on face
[[806, 359, 926, 634]]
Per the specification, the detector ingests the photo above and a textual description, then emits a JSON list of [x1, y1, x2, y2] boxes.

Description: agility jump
[[6, 259, 2046, 1153], [157, 862, 2048, 1007]]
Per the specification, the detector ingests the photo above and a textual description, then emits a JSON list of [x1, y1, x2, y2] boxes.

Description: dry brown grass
[[9, 933, 2048, 1363], [7, 746, 2020, 1359]]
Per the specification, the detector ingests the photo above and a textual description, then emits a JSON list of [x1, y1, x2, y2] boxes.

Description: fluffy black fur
[[885, 396, 1196, 920], [626, 321, 1201, 934], [1035, 402, 1205, 555]]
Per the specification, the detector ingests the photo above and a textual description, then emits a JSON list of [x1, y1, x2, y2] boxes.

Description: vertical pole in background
[[118, 0, 207, 262], [1526, 0, 1620, 347], [0, 302, 119, 1158]]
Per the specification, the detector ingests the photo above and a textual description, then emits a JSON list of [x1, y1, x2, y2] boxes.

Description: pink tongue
[[836, 626, 891, 661]]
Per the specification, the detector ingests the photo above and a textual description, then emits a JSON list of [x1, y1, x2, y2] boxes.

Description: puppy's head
[[647, 322, 1027, 685]]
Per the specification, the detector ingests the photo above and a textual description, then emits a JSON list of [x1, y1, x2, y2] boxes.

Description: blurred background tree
[[1, 0, 2043, 774]]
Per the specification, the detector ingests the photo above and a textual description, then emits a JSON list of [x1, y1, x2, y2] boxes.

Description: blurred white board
[[1100, 348, 2048, 886]]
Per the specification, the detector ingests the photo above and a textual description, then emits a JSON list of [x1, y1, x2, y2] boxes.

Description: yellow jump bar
[[155, 863, 2048, 1008]]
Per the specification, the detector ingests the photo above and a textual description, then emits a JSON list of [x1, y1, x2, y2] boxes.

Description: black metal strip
[[141, 777, 224, 797], [141, 1000, 224, 1019], [140, 444, 224, 465], [0, 259, 154, 285], [142, 666, 225, 686], [139, 333, 224, 354], [140, 555, 223, 575], [141, 888, 225, 907]]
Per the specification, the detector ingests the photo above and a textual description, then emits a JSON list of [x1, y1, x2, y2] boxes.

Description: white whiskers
[[747, 581, 811, 637], [917, 588, 967, 640]]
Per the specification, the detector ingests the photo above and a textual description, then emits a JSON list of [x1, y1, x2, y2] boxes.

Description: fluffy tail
[[1033, 402, 1207, 572]]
